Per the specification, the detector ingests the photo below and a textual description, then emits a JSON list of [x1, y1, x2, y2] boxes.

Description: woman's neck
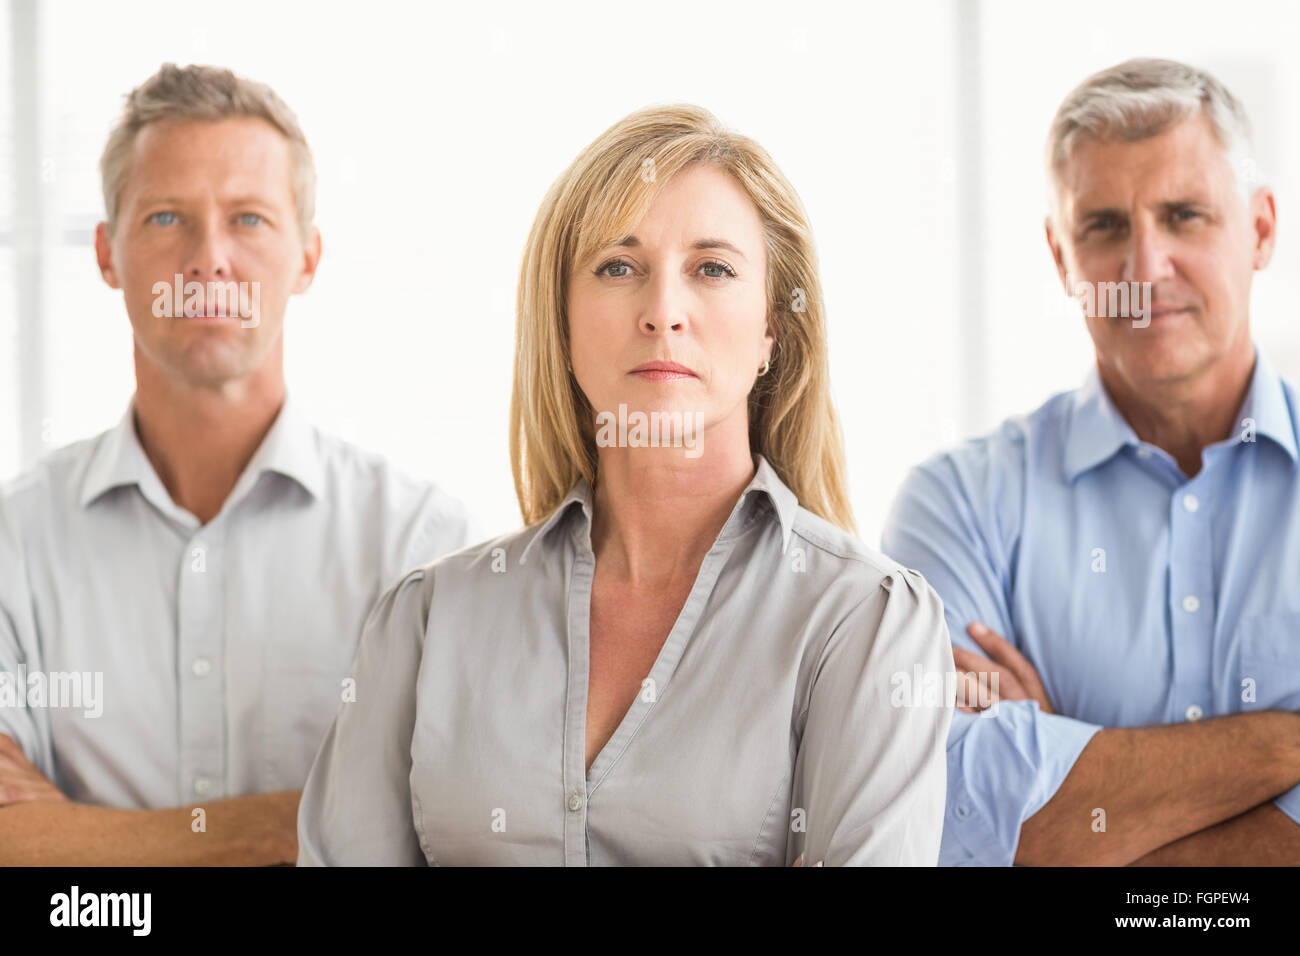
[[590, 415, 755, 586]]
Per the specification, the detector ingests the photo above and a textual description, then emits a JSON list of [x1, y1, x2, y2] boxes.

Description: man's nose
[[183, 220, 234, 280], [1121, 220, 1176, 285]]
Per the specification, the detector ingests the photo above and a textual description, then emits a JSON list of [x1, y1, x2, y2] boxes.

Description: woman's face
[[567, 164, 772, 453]]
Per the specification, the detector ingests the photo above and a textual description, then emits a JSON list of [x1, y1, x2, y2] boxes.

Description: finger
[[968, 623, 1042, 690], [992, 670, 1027, 703], [954, 670, 983, 710], [952, 647, 994, 674], [967, 624, 1055, 712], [967, 622, 1020, 664], [0, 786, 59, 805]]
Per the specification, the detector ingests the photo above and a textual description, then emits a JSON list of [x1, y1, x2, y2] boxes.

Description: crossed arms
[[0, 733, 299, 865]]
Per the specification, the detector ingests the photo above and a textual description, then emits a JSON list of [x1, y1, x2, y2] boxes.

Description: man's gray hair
[[1046, 57, 1261, 218], [101, 63, 316, 240]]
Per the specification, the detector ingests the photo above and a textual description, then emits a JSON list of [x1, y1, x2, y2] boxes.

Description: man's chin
[[161, 343, 263, 390], [1109, 341, 1213, 389]]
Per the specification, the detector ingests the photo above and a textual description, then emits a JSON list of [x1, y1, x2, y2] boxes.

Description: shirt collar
[[79, 393, 325, 509], [733, 453, 799, 554], [1062, 366, 1140, 482], [518, 453, 798, 563], [1063, 346, 1299, 482], [1235, 348, 1299, 463]]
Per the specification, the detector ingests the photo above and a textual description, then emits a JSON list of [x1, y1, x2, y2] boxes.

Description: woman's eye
[[597, 259, 632, 278], [238, 212, 264, 226], [700, 260, 737, 279], [148, 211, 177, 226]]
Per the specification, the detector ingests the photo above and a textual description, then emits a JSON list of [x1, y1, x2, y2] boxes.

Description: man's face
[[1047, 111, 1275, 389], [95, 117, 320, 389]]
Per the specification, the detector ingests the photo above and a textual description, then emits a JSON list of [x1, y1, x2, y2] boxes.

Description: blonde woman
[[298, 105, 953, 866]]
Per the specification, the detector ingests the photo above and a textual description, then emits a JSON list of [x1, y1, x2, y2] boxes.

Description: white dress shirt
[[0, 396, 470, 809]]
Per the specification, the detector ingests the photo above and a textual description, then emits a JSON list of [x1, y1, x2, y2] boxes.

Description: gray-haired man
[[885, 58, 1300, 865]]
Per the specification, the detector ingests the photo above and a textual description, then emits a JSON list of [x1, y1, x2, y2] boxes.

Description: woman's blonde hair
[[510, 104, 854, 532]]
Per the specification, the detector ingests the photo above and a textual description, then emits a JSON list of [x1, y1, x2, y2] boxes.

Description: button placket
[[177, 527, 226, 803], [561, 545, 594, 866], [1168, 473, 1216, 724]]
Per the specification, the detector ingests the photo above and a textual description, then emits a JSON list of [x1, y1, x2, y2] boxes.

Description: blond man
[[0, 64, 469, 864]]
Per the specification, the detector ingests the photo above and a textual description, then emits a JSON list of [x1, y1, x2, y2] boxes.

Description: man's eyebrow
[[223, 195, 279, 208], [614, 235, 748, 260], [133, 195, 279, 208], [1075, 205, 1126, 221], [1157, 197, 1213, 211], [134, 196, 188, 207]]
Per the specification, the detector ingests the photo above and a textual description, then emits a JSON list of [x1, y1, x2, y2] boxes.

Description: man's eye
[[1171, 208, 1201, 223], [148, 211, 177, 226], [238, 212, 264, 226], [597, 259, 632, 278], [699, 260, 737, 279], [1085, 216, 1119, 235]]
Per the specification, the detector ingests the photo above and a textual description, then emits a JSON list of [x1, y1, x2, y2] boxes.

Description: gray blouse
[[298, 455, 953, 865]]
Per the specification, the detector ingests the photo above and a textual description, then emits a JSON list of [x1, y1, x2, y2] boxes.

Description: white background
[[2, 0, 1298, 545]]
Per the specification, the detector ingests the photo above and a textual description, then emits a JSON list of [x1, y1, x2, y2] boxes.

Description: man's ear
[[94, 222, 120, 289], [1249, 186, 1277, 271], [1045, 216, 1070, 292], [292, 225, 323, 294]]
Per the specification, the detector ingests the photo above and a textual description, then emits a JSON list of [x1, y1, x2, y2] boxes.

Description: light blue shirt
[[881, 347, 1300, 866]]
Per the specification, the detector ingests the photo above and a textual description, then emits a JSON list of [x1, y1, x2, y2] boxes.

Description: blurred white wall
[[1, 0, 1297, 546]]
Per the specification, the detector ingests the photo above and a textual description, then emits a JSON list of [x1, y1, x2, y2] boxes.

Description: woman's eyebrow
[[691, 238, 747, 260], [612, 235, 748, 260]]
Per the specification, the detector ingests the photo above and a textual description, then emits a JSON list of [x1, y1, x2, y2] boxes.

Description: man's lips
[[629, 361, 698, 381], [1147, 306, 1193, 321]]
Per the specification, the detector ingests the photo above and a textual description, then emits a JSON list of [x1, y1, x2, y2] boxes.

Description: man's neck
[[132, 351, 286, 526], [1098, 339, 1256, 479]]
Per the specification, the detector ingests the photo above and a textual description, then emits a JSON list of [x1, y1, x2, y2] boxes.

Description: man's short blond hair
[[100, 63, 316, 239]]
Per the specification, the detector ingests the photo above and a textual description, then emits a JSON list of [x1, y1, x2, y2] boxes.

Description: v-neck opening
[[578, 540, 729, 793]]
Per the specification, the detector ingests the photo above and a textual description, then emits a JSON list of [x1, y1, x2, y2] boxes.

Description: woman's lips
[[629, 361, 697, 381]]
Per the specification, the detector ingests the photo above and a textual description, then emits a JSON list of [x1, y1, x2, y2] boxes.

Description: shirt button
[[567, 792, 583, 812], [191, 657, 211, 677], [1182, 493, 1199, 512], [1185, 704, 1204, 722], [1137, 446, 1153, 459], [1182, 595, 1200, 613], [193, 776, 212, 796], [954, 804, 972, 820]]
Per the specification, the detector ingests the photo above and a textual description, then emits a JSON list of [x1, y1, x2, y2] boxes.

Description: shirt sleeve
[[401, 486, 473, 573], [0, 493, 52, 776], [881, 455, 1102, 867], [297, 567, 433, 865], [1274, 786, 1300, 826], [792, 567, 954, 866]]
